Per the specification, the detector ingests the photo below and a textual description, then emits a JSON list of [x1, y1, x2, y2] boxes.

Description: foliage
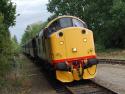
[[0, 0, 16, 27], [21, 22, 47, 44], [11, 35, 20, 56], [0, 15, 12, 86], [0, 0, 16, 87], [47, 14, 58, 22], [47, 0, 125, 49]]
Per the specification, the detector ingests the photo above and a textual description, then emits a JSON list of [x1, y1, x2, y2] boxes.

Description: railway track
[[41, 65, 116, 94], [98, 59, 125, 65], [53, 80, 116, 94], [52, 59, 125, 94], [35, 58, 123, 94]]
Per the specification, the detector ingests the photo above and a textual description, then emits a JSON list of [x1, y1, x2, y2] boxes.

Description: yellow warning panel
[[56, 71, 74, 82], [83, 65, 97, 79]]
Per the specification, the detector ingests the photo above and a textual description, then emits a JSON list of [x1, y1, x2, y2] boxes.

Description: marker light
[[59, 32, 63, 37], [83, 38, 87, 42], [82, 30, 86, 34], [72, 48, 77, 52]]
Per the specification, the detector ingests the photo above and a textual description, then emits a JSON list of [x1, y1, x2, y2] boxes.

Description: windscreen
[[60, 18, 72, 28], [46, 17, 88, 37]]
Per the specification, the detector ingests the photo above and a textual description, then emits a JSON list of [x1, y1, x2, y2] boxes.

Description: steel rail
[[98, 59, 125, 65], [62, 80, 116, 94]]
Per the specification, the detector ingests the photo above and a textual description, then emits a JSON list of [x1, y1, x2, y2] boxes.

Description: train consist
[[22, 16, 98, 82]]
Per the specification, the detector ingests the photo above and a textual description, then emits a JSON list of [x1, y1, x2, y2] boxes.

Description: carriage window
[[72, 19, 87, 28], [60, 18, 72, 28]]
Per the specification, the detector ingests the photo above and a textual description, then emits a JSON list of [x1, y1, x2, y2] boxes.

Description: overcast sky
[[9, 0, 51, 42]]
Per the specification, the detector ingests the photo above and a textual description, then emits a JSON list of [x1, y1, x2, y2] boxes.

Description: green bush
[[95, 43, 106, 52]]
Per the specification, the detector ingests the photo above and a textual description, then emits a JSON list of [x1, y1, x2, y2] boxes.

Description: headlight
[[60, 41, 64, 45], [72, 48, 77, 52], [83, 38, 87, 42]]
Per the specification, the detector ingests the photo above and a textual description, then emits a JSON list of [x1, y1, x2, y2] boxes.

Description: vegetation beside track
[[0, 55, 56, 94], [0, 0, 17, 88], [1, 56, 20, 94], [0, 55, 32, 94]]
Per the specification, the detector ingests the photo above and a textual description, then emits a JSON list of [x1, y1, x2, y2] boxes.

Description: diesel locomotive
[[22, 16, 98, 82]]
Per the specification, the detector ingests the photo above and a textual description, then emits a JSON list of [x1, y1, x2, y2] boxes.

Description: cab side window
[[48, 21, 60, 36]]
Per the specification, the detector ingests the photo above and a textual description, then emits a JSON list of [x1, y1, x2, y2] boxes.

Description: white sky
[[9, 0, 51, 42]]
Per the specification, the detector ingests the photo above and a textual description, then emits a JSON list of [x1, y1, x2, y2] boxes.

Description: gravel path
[[19, 55, 57, 94], [1, 55, 56, 94], [92, 64, 125, 94]]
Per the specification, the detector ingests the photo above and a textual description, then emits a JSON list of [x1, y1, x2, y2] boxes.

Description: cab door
[[42, 29, 51, 61]]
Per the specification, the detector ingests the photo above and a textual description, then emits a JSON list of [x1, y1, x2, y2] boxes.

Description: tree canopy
[[0, 0, 16, 84], [0, 0, 16, 57], [21, 22, 47, 44], [0, 0, 16, 27], [47, 0, 125, 49]]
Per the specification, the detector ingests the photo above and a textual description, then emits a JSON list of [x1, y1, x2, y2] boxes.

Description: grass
[[0, 55, 31, 94]]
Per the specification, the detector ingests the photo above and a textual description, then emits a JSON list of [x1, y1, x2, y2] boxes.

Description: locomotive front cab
[[45, 16, 98, 82]]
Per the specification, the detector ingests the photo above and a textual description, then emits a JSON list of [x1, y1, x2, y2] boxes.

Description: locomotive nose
[[50, 27, 95, 63], [63, 27, 86, 58]]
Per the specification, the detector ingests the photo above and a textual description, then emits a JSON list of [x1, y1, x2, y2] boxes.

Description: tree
[[13, 35, 18, 44], [21, 22, 47, 45], [11, 35, 20, 56], [0, 0, 16, 85], [0, 0, 16, 58], [0, 15, 12, 82], [47, 0, 125, 48], [0, 0, 16, 27]]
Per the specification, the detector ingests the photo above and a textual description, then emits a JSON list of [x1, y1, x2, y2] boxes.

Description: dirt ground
[[97, 50, 125, 60], [1, 53, 125, 94], [1, 55, 56, 94]]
